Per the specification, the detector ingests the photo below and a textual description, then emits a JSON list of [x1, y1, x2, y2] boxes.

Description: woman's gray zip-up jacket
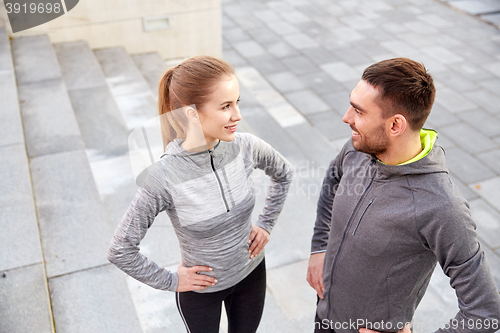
[[312, 138, 500, 333], [108, 133, 293, 293]]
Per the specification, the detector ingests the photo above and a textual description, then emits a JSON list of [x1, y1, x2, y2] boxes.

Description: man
[[307, 58, 500, 333]]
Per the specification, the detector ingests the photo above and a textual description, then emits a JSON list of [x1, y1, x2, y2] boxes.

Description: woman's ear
[[185, 106, 200, 123]]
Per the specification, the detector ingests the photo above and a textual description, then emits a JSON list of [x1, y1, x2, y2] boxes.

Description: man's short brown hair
[[362, 58, 436, 131]]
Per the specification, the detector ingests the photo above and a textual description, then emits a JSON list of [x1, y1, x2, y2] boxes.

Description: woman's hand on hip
[[248, 225, 270, 259], [176, 261, 217, 292]]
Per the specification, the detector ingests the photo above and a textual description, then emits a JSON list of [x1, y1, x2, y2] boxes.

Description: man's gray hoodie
[[312, 137, 500, 333]]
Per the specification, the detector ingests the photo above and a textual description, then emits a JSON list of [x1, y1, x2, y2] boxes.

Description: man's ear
[[389, 114, 407, 137], [186, 107, 200, 122]]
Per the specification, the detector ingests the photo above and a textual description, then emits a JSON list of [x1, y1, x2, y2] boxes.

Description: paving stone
[[478, 78, 500, 96], [440, 122, 497, 154], [266, 21, 300, 36], [412, 265, 459, 333], [321, 90, 351, 115], [263, 41, 300, 58], [54, 41, 106, 91], [68, 87, 130, 160], [339, 14, 376, 31], [434, 88, 477, 113], [298, 71, 345, 95], [428, 33, 463, 48], [279, 9, 311, 24], [321, 62, 361, 83], [477, 148, 500, 174], [431, 70, 479, 92], [266, 71, 306, 93], [469, 198, 500, 249], [404, 20, 441, 34], [285, 121, 338, 167], [470, 176, 500, 211], [223, 26, 252, 44], [246, 26, 282, 44], [222, 14, 237, 29], [258, 291, 303, 333], [470, 39, 500, 55], [31, 150, 115, 278], [353, 39, 394, 58], [417, 13, 455, 28], [266, 260, 317, 323], [50, 265, 142, 333], [267, 102, 308, 127], [295, 3, 325, 17], [301, 47, 339, 66], [254, 9, 282, 23], [295, 21, 325, 38], [331, 47, 372, 66], [406, 53, 448, 73], [445, 147, 496, 184], [223, 3, 250, 17], [12, 35, 61, 85], [330, 26, 365, 42], [0, 264, 53, 333], [382, 22, 410, 34], [482, 13, 500, 27], [451, 43, 496, 66], [451, 62, 494, 82], [0, 71, 24, 147], [0, 21, 13, 73], [285, 90, 330, 115], [434, 131, 456, 150], [266, 0, 295, 13], [449, 174, 477, 201], [422, 46, 465, 64], [448, 0, 500, 15], [308, 111, 352, 141], [17, 80, 85, 158], [483, 61, 500, 78], [425, 104, 461, 128], [247, 54, 287, 75], [223, 49, 249, 68], [281, 55, 318, 75], [236, 16, 265, 31], [123, 267, 187, 333], [381, 40, 419, 56], [459, 109, 500, 137], [239, 106, 304, 161], [283, 33, 320, 50]]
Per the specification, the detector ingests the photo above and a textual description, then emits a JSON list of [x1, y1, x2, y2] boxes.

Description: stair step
[[0, 264, 54, 333], [53, 41, 129, 161], [49, 265, 143, 333], [12, 36, 85, 158], [94, 47, 157, 130], [131, 52, 169, 96]]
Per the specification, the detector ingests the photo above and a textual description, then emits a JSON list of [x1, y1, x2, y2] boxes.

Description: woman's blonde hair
[[158, 55, 235, 150]]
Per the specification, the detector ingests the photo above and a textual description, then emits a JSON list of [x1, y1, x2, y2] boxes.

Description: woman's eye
[[223, 105, 229, 110]]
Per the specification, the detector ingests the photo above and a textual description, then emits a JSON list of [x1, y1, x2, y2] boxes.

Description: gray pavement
[[1, 0, 500, 332]]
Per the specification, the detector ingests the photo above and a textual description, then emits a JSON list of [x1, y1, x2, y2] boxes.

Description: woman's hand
[[248, 225, 270, 259], [176, 261, 217, 292]]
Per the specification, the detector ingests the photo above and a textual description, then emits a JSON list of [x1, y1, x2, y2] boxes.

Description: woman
[[108, 55, 294, 333]]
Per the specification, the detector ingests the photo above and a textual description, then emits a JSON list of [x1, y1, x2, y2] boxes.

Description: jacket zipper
[[209, 150, 230, 212], [352, 199, 374, 236], [327, 168, 376, 317]]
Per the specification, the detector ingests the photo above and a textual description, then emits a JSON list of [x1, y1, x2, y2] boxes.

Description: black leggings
[[176, 258, 266, 333]]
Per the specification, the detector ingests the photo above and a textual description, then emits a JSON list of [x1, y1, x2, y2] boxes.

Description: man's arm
[[420, 200, 500, 333], [307, 143, 347, 298]]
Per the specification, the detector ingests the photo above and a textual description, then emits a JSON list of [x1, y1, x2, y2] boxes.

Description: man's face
[[342, 80, 390, 155]]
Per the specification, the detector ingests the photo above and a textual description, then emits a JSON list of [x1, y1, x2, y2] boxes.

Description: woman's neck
[[180, 136, 219, 153]]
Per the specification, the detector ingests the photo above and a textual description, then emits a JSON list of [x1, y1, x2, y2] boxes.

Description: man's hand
[[248, 225, 270, 259], [359, 323, 411, 333], [176, 261, 217, 292], [307, 252, 326, 299]]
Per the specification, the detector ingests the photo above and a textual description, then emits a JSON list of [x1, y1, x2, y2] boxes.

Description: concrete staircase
[[0, 14, 338, 331]]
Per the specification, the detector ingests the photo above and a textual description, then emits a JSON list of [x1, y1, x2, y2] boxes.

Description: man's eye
[[355, 108, 360, 114]]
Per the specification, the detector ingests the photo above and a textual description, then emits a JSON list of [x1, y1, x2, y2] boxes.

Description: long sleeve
[[107, 166, 178, 292], [310, 143, 347, 253], [419, 200, 500, 333], [246, 133, 294, 234]]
